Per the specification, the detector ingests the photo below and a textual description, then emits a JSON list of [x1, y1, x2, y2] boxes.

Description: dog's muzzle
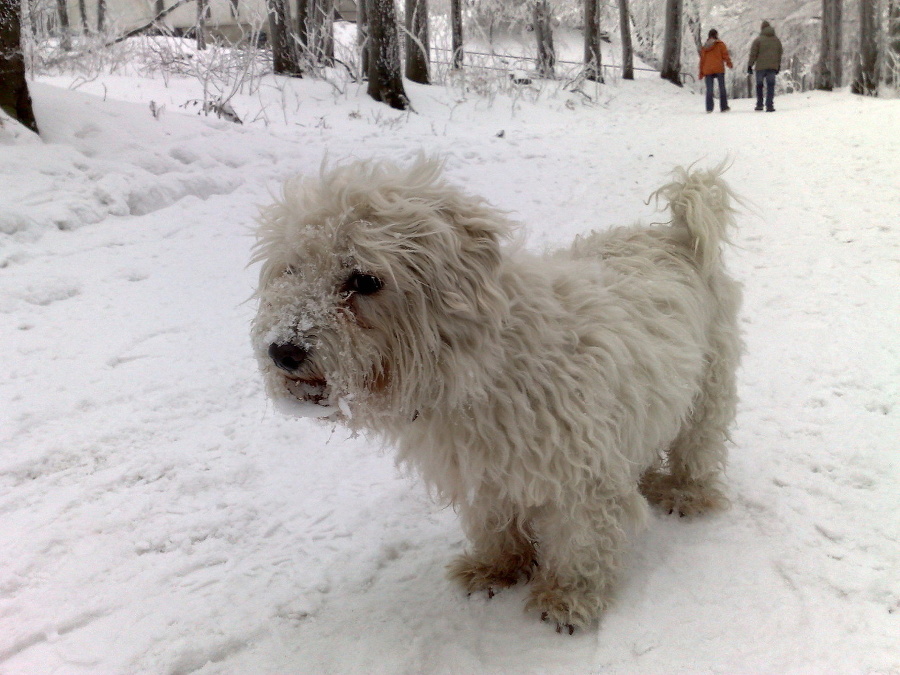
[[268, 342, 309, 373]]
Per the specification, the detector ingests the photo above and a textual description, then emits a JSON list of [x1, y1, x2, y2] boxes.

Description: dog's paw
[[447, 552, 531, 598], [525, 581, 601, 634], [640, 471, 729, 517]]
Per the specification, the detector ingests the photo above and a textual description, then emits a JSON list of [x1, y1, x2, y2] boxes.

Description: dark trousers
[[705, 73, 728, 111], [756, 69, 777, 110]]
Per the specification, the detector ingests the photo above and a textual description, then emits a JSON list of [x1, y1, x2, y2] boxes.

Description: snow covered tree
[[300, 0, 336, 64], [584, 0, 602, 81], [449, 0, 463, 69], [404, 0, 429, 84], [534, 0, 555, 78], [684, 0, 701, 50], [660, 0, 683, 85], [817, 0, 843, 90], [0, 0, 38, 133], [367, 0, 409, 109], [887, 0, 900, 84], [852, 0, 879, 95], [618, 0, 634, 79]]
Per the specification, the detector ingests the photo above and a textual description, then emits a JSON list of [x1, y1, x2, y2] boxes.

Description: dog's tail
[[653, 161, 738, 274]]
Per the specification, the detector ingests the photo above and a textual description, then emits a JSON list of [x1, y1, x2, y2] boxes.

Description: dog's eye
[[344, 271, 383, 296]]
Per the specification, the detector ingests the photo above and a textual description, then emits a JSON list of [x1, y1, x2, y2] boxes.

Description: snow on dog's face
[[251, 156, 513, 428]]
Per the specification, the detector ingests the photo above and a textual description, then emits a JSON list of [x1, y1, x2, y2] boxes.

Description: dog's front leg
[[526, 487, 639, 633], [447, 490, 536, 598]]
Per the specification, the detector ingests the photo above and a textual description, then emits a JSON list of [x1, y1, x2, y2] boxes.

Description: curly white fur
[[251, 156, 743, 632]]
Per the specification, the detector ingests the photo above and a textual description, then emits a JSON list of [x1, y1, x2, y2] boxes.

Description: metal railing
[[428, 46, 694, 84]]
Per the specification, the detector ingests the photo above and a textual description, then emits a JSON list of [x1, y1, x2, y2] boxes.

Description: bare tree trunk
[[404, 0, 429, 84], [533, 0, 555, 78], [817, 0, 843, 89], [196, 0, 207, 49], [97, 0, 106, 32], [449, 0, 462, 68], [367, 0, 409, 109], [660, 0, 683, 85], [852, 0, 879, 95], [268, 0, 303, 75], [0, 0, 39, 133], [584, 0, 602, 81], [618, 0, 633, 79], [56, 0, 71, 49]]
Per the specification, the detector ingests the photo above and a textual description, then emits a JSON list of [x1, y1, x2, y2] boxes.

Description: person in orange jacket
[[698, 29, 733, 113]]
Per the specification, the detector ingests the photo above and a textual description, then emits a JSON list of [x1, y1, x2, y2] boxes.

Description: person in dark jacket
[[747, 20, 783, 112], [699, 29, 733, 113]]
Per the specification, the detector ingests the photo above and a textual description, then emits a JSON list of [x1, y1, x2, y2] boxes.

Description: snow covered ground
[[1, 51, 898, 674]]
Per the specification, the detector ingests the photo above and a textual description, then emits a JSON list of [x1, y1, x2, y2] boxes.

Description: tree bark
[[267, 0, 303, 76], [97, 0, 106, 32], [533, 0, 555, 78], [404, 0, 429, 84], [887, 0, 899, 85], [0, 0, 39, 133], [196, 0, 207, 49], [78, 0, 89, 33], [449, 0, 462, 69], [817, 0, 842, 90], [300, 0, 335, 64], [56, 0, 71, 49], [852, 0, 879, 95], [367, 0, 409, 109], [660, 0, 683, 85], [584, 0, 602, 81], [357, 0, 370, 77], [321, 0, 335, 63], [618, 0, 633, 79]]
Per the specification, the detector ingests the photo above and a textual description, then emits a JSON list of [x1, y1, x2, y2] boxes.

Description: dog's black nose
[[268, 342, 309, 373]]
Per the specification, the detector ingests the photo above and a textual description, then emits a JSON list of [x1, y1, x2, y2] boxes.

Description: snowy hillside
[[1, 57, 898, 674]]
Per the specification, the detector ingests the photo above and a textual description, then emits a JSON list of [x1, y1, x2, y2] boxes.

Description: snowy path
[[1, 73, 898, 674]]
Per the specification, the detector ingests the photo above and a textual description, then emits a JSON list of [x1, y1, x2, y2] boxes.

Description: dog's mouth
[[273, 375, 339, 419], [285, 377, 329, 404]]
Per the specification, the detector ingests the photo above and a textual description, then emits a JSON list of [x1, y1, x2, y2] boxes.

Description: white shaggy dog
[[251, 156, 742, 633]]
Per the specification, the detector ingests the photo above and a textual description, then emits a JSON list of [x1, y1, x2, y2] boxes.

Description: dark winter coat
[[698, 39, 733, 78], [748, 23, 783, 72]]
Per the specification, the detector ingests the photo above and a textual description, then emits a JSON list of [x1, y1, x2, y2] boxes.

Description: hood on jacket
[[703, 38, 719, 50], [761, 21, 775, 36]]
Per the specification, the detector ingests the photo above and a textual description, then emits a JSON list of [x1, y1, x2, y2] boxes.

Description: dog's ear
[[433, 204, 512, 324]]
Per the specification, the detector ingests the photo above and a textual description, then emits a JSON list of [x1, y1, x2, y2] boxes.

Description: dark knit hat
[[761, 20, 771, 29]]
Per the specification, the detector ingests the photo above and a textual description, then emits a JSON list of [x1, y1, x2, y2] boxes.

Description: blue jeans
[[756, 69, 777, 109], [705, 73, 728, 111]]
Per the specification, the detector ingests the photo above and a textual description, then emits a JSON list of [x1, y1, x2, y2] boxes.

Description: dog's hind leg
[[641, 313, 740, 517], [448, 491, 536, 598]]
